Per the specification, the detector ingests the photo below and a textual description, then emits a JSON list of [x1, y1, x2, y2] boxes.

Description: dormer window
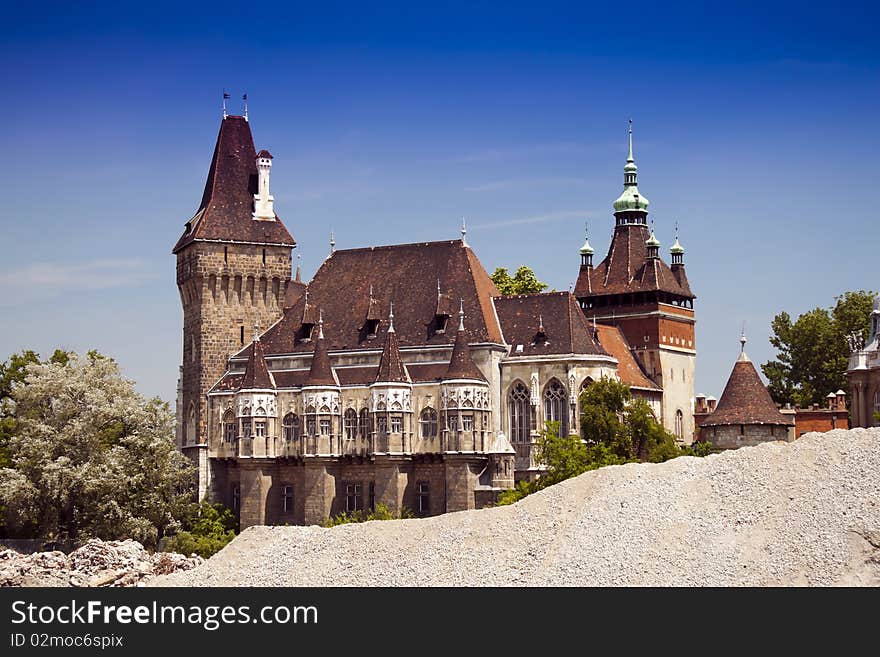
[[434, 314, 449, 335], [301, 323, 314, 342], [364, 319, 380, 338]]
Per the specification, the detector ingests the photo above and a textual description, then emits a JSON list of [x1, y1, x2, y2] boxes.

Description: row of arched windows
[[507, 377, 592, 443]]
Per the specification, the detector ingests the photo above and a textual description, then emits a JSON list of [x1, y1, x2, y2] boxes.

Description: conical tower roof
[[240, 325, 275, 390], [304, 313, 337, 387], [700, 335, 793, 427], [374, 304, 411, 384], [443, 302, 487, 382]]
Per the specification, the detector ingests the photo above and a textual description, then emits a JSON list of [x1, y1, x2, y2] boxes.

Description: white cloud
[[469, 209, 597, 231]]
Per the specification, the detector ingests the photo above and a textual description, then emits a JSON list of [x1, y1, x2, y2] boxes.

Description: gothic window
[[186, 403, 196, 445], [359, 408, 370, 437], [376, 416, 387, 436], [282, 413, 299, 442], [543, 378, 569, 436], [305, 405, 316, 436], [344, 409, 358, 440], [232, 486, 240, 512], [319, 418, 331, 436], [461, 414, 474, 432], [675, 409, 684, 440], [241, 418, 252, 439], [345, 483, 362, 512], [282, 485, 294, 514], [223, 410, 236, 442], [420, 407, 438, 438], [390, 415, 403, 434], [254, 419, 266, 438], [446, 412, 458, 432], [417, 481, 430, 516], [508, 382, 531, 443]]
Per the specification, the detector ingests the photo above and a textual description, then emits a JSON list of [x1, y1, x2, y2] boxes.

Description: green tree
[[762, 290, 874, 407], [162, 502, 237, 558], [0, 352, 197, 547], [491, 266, 548, 295]]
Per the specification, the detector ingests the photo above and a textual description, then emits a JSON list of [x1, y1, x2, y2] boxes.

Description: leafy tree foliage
[[322, 503, 413, 527], [0, 351, 197, 548], [162, 503, 237, 558], [762, 290, 874, 407], [490, 266, 549, 295], [498, 378, 698, 505]]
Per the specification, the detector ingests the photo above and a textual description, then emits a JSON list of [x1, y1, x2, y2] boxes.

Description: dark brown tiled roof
[[256, 149, 273, 159], [593, 324, 660, 391], [253, 240, 504, 355], [700, 356, 793, 427], [444, 325, 487, 381], [283, 280, 307, 308], [172, 116, 295, 253], [304, 334, 337, 387], [574, 224, 694, 300], [240, 339, 274, 390], [492, 292, 606, 357], [375, 327, 410, 383]]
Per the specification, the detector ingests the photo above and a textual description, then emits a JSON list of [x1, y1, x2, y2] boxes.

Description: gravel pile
[[154, 428, 880, 587], [1, 539, 203, 587]]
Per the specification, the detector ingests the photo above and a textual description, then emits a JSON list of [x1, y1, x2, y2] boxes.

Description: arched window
[[508, 382, 531, 443], [675, 409, 684, 440], [420, 407, 438, 438], [186, 403, 196, 445], [544, 378, 569, 436], [305, 405, 316, 436], [359, 408, 371, 437], [344, 409, 358, 440], [282, 413, 299, 442], [223, 410, 236, 443]]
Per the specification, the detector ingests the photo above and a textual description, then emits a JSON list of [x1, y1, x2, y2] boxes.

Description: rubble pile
[[0, 539, 203, 587]]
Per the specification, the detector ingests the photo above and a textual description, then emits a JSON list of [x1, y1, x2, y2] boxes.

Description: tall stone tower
[[574, 121, 696, 443], [172, 114, 296, 497]]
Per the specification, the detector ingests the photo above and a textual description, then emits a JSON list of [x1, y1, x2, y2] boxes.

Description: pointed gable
[[240, 337, 274, 390], [304, 331, 337, 387], [375, 324, 410, 384], [444, 317, 487, 382], [173, 116, 295, 253]]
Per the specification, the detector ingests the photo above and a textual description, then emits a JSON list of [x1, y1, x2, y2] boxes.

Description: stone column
[[239, 462, 272, 529], [373, 457, 408, 513], [445, 455, 477, 512], [302, 459, 335, 525]]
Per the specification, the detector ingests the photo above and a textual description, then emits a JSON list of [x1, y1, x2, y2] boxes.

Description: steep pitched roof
[[254, 240, 504, 355], [700, 355, 793, 427], [240, 337, 274, 390], [172, 116, 296, 253], [574, 224, 694, 300], [374, 321, 410, 384], [304, 331, 337, 387], [444, 323, 487, 382], [492, 292, 607, 357], [593, 324, 660, 391]]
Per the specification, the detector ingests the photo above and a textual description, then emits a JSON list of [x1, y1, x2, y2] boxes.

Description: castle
[[173, 114, 696, 528]]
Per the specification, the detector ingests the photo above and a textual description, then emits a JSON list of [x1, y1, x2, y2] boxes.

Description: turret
[[301, 312, 341, 455], [613, 120, 650, 225], [371, 304, 413, 453], [579, 223, 594, 268], [645, 226, 661, 259], [253, 149, 275, 221], [236, 323, 278, 457]]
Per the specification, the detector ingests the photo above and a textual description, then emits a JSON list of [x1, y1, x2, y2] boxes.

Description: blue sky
[[0, 1, 878, 404]]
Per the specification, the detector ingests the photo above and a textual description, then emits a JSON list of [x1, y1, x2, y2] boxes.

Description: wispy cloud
[[464, 177, 585, 193], [469, 209, 597, 231], [0, 259, 158, 291]]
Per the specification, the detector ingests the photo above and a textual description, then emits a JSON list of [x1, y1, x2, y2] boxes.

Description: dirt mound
[[154, 428, 880, 586]]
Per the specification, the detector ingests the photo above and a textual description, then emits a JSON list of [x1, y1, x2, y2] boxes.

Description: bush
[[162, 502, 236, 558], [322, 503, 413, 527]]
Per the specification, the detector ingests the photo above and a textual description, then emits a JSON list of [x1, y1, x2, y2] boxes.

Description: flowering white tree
[[0, 351, 196, 547]]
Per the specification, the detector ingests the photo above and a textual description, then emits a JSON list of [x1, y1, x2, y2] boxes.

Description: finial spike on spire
[[295, 254, 302, 282], [538, 314, 545, 332], [369, 284, 373, 300], [242, 93, 248, 121], [329, 228, 335, 255], [388, 301, 395, 333], [627, 118, 634, 162], [461, 216, 468, 246], [253, 320, 260, 342], [318, 309, 324, 340], [437, 279, 442, 296], [222, 90, 230, 119], [739, 322, 748, 360], [458, 298, 465, 331]]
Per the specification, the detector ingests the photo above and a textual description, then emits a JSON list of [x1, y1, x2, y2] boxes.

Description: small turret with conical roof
[[240, 322, 275, 391], [613, 119, 650, 217], [374, 303, 411, 384], [444, 301, 488, 382], [304, 311, 337, 387], [645, 222, 661, 259], [579, 222, 594, 268]]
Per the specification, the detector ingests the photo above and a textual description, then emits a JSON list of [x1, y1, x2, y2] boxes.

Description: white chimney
[[253, 149, 275, 221]]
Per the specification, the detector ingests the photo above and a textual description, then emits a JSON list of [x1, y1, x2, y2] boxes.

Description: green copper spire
[[613, 119, 650, 214], [645, 229, 661, 248], [670, 221, 684, 255]]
